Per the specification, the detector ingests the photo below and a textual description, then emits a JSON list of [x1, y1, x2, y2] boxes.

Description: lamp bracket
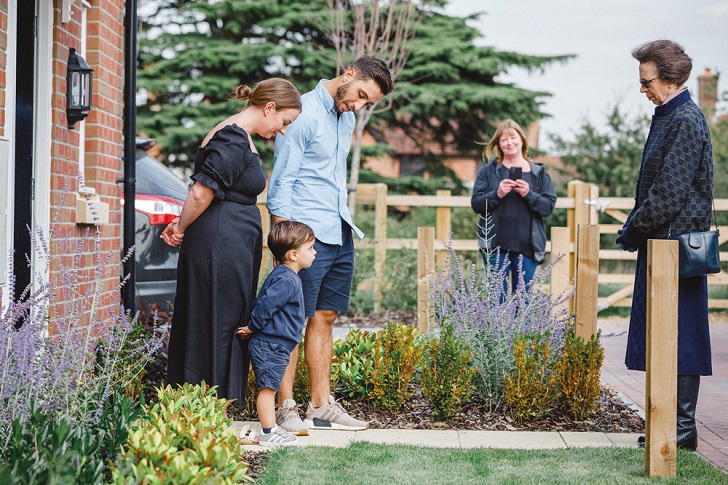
[[61, 0, 75, 23]]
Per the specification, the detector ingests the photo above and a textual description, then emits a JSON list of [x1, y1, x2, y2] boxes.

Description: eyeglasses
[[639, 76, 659, 88]]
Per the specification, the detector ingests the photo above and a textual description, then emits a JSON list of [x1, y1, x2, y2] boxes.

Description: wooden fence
[[258, 180, 728, 313]]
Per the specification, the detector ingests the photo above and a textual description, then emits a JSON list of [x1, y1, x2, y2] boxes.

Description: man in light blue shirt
[[267, 57, 393, 434]]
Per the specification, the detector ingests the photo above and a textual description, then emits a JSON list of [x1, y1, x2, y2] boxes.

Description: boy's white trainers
[[258, 425, 298, 447]]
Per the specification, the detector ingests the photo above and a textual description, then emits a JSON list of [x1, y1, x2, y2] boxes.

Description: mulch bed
[[231, 310, 644, 478]]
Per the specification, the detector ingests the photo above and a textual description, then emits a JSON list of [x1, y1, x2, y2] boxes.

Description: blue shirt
[[248, 264, 305, 352], [268, 80, 363, 244]]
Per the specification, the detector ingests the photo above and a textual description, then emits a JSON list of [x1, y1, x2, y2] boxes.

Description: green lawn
[[255, 442, 728, 484]]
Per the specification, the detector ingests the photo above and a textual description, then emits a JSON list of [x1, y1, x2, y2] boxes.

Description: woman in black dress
[[161, 78, 301, 403], [616, 40, 713, 451]]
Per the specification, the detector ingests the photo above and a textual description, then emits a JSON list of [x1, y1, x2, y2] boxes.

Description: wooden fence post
[[550, 226, 572, 313], [436, 190, 451, 270], [645, 239, 679, 477], [417, 227, 435, 333], [568, 181, 593, 280], [373, 183, 388, 313], [574, 224, 599, 339]]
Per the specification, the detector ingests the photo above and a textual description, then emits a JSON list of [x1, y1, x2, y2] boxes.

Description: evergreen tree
[[138, 1, 568, 174], [381, 9, 571, 167]]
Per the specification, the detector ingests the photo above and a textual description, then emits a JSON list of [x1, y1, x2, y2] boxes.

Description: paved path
[[231, 421, 639, 451], [599, 317, 728, 471]]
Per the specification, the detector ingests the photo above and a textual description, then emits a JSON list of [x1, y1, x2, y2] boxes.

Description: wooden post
[[568, 181, 592, 279], [435, 189, 451, 270], [417, 227, 435, 333], [373, 183, 388, 313], [257, 196, 271, 276], [645, 239, 678, 477], [550, 226, 572, 313], [574, 224, 599, 339]]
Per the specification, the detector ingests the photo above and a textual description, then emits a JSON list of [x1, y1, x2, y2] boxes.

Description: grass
[[255, 442, 728, 484]]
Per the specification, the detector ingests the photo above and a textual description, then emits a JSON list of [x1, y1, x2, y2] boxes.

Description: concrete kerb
[[231, 421, 642, 451]]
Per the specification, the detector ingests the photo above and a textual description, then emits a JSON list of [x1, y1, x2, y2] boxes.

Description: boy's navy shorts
[[298, 222, 354, 318], [248, 337, 291, 391]]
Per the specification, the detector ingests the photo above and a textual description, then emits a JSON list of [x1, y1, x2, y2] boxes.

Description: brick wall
[[49, 0, 125, 317]]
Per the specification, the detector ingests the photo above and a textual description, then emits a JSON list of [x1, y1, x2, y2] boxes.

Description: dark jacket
[[471, 160, 556, 263], [621, 89, 713, 245], [248, 264, 305, 352]]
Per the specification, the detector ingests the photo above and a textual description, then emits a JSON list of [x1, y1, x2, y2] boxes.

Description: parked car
[[122, 138, 189, 312]]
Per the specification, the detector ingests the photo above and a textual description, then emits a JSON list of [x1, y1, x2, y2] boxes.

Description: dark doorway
[[13, 0, 36, 300]]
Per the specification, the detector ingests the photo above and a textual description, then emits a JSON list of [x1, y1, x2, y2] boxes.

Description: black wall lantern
[[66, 47, 94, 129]]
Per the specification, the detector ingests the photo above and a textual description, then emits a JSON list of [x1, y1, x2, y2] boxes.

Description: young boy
[[236, 220, 316, 447]]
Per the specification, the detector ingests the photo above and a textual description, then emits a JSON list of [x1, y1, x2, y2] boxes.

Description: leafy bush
[[555, 330, 605, 420], [111, 382, 250, 484], [421, 323, 476, 420], [430, 228, 573, 409], [331, 329, 377, 401], [0, 195, 163, 464], [0, 388, 141, 484], [370, 323, 423, 411], [504, 334, 560, 424]]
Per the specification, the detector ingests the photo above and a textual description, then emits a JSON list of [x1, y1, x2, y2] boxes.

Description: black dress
[[167, 124, 266, 403]]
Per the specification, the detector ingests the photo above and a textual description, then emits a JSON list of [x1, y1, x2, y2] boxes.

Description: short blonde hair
[[483, 119, 529, 164]]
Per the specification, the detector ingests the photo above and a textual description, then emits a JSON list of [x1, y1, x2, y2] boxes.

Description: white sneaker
[[275, 399, 309, 436], [258, 425, 298, 447]]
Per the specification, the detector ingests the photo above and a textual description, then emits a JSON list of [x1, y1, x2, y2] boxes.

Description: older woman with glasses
[[616, 40, 713, 451]]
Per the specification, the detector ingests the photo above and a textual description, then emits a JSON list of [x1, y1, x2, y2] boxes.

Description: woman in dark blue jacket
[[616, 40, 713, 451], [471, 119, 556, 292]]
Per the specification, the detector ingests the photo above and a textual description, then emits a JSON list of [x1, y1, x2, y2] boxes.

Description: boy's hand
[[236, 325, 253, 340]]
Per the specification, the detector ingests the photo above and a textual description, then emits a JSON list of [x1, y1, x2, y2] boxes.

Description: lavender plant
[[0, 184, 163, 453], [429, 216, 573, 410]]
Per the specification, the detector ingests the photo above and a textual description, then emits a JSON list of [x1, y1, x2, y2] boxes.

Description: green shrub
[[555, 330, 604, 421], [111, 382, 250, 484], [504, 334, 560, 424], [331, 329, 377, 401], [421, 323, 476, 420], [370, 323, 423, 411]]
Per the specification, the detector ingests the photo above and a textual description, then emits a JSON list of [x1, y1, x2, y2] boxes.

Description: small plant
[[111, 382, 250, 484], [370, 323, 423, 411], [421, 322, 476, 420], [503, 334, 560, 424], [555, 329, 604, 421], [331, 329, 377, 401], [430, 220, 573, 409]]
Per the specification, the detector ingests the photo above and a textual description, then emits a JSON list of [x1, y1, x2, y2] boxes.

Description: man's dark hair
[[632, 40, 692, 87], [352, 56, 394, 96], [268, 220, 315, 263]]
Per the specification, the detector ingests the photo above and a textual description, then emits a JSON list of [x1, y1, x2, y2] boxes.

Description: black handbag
[[669, 199, 721, 278]]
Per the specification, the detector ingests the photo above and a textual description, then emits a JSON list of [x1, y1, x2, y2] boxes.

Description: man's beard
[[334, 83, 350, 113]]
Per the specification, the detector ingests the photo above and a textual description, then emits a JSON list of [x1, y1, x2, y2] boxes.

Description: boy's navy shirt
[[248, 264, 305, 352]]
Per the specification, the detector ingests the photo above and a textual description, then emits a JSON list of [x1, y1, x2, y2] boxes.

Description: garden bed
[[228, 310, 644, 434]]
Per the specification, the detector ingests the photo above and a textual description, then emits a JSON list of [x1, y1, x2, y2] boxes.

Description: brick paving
[[599, 316, 728, 471]]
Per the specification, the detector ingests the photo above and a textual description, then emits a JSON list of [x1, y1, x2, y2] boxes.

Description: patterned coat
[[621, 89, 713, 375]]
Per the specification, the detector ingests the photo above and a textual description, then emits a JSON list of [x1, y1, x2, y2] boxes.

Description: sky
[[443, 0, 728, 151]]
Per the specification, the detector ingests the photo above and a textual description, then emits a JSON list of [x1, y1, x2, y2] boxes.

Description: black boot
[[676, 375, 700, 451]]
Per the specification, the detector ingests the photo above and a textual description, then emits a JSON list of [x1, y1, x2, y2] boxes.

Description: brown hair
[[352, 56, 394, 96], [268, 220, 315, 263], [483, 119, 529, 164], [235, 78, 302, 111], [631, 40, 692, 86]]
